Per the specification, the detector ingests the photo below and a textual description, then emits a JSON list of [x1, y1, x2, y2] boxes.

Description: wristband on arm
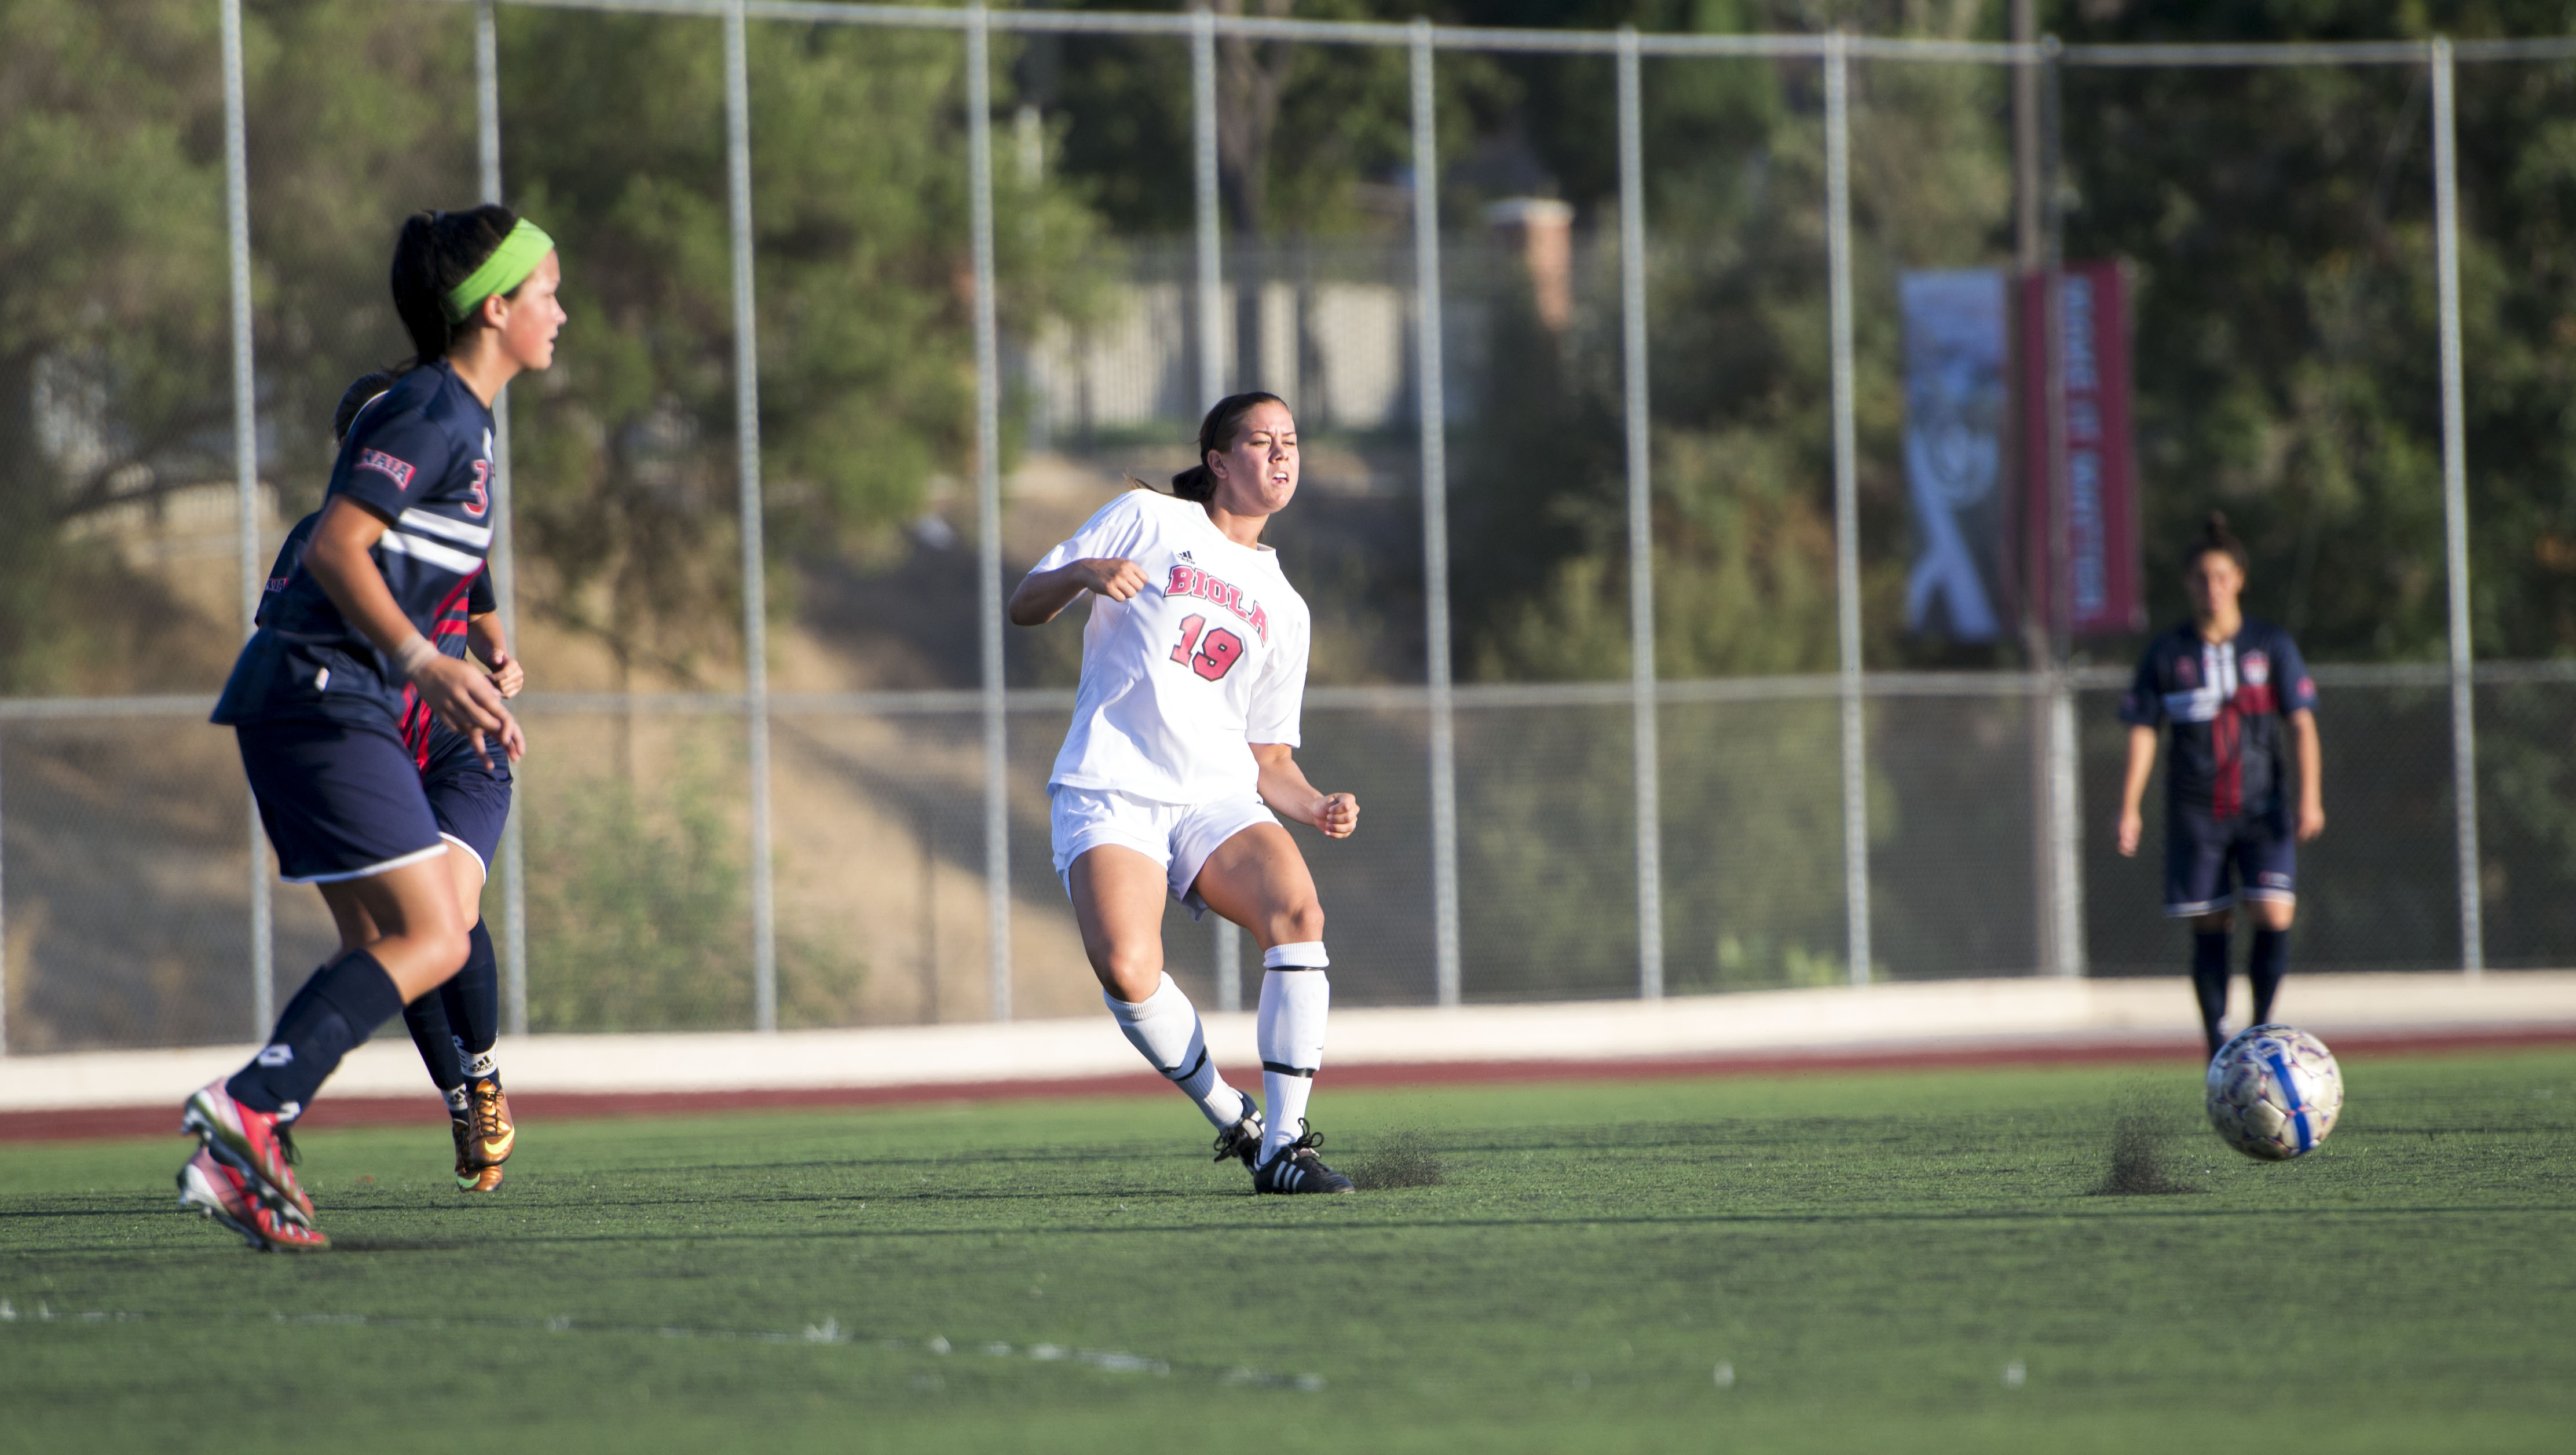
[[393, 634, 441, 681]]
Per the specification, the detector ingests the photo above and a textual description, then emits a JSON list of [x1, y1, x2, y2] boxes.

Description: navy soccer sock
[[2248, 927, 2290, 1026], [401, 990, 470, 1106], [2190, 930, 2232, 1056], [226, 950, 408, 1118], [438, 919, 500, 1079]]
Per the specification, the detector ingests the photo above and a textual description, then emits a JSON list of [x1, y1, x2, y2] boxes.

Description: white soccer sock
[[1257, 944, 1330, 1163], [1104, 973, 1249, 1131]]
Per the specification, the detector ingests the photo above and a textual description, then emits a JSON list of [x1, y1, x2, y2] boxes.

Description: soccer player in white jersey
[[1009, 393, 1359, 1194]]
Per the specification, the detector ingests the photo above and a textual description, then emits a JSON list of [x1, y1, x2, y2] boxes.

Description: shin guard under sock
[[1104, 973, 1249, 1130], [2191, 930, 2232, 1056], [226, 950, 407, 1118], [1257, 943, 1330, 1162], [401, 992, 469, 1102], [440, 919, 501, 1079], [2248, 927, 2289, 1026]]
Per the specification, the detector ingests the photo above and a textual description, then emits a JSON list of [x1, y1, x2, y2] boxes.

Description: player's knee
[[398, 923, 473, 985], [1089, 944, 1163, 1003], [1271, 898, 1325, 947], [430, 923, 474, 974]]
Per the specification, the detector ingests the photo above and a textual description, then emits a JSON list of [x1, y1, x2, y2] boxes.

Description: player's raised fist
[[1313, 791, 1359, 839], [1080, 557, 1150, 602]]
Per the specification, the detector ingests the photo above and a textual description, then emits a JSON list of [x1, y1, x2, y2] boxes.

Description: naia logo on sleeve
[[356, 449, 417, 491]]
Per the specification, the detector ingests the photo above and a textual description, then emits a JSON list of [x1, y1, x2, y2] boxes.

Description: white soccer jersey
[[1033, 489, 1311, 805]]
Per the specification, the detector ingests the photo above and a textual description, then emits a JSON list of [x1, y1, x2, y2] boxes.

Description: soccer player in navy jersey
[[2115, 513, 2325, 1059], [247, 372, 528, 1196], [180, 206, 564, 1251]]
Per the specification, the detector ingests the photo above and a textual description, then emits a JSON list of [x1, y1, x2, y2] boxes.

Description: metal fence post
[[1, 721, 9, 1056], [1616, 27, 1663, 1000], [1823, 30, 1872, 988], [969, 4, 1012, 1022], [2431, 36, 2483, 977], [222, 0, 273, 1036], [2039, 40, 2084, 979], [2046, 681, 2084, 975], [723, 1, 778, 1030], [1191, 6, 1242, 1012], [1192, 8, 1224, 411], [1410, 19, 1461, 1008], [477, 0, 531, 1036]]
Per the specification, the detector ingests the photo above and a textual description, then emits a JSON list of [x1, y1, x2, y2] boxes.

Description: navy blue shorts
[[236, 716, 445, 884], [420, 732, 513, 878], [2164, 804, 2296, 918]]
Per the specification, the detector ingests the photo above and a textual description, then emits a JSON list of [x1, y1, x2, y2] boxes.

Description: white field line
[[6, 973, 2574, 1113], [0, 1299, 1323, 1390]]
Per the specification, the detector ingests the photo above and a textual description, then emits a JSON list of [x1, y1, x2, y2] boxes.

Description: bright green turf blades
[[2, 1051, 2570, 1453]]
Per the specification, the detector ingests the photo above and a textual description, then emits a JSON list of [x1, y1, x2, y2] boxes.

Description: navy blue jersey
[[258, 510, 497, 767], [2120, 619, 2317, 820], [258, 512, 492, 645], [215, 363, 496, 728]]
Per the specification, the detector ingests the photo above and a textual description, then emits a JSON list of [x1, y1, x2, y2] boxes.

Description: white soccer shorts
[[1048, 784, 1279, 919]]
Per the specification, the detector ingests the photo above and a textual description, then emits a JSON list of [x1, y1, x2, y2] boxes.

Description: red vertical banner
[[2019, 261, 2146, 638]]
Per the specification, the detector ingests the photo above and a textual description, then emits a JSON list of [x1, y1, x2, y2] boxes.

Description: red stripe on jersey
[[429, 572, 477, 628], [399, 686, 434, 772], [2212, 707, 2242, 820]]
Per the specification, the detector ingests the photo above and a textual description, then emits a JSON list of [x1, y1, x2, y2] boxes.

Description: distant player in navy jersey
[[181, 206, 565, 1251], [1009, 393, 1361, 1194], [248, 372, 529, 1197], [2116, 513, 2325, 1058]]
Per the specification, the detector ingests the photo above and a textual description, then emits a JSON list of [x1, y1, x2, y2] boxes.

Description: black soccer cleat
[[1211, 1092, 1266, 1168], [1250, 1122, 1355, 1195]]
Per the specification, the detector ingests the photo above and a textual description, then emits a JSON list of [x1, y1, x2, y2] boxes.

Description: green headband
[[441, 219, 554, 324]]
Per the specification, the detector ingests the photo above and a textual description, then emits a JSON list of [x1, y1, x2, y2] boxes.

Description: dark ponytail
[[389, 204, 519, 370], [2184, 510, 2249, 576], [332, 370, 401, 445], [1167, 391, 1291, 506]]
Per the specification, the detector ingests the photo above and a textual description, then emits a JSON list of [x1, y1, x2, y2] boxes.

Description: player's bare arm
[[466, 612, 528, 762], [2116, 723, 2157, 857], [1252, 742, 1357, 839], [468, 613, 522, 698], [2291, 707, 2324, 842], [305, 495, 509, 744], [1008, 557, 1150, 625]]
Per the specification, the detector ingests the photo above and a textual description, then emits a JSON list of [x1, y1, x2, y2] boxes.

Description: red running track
[[8, 1025, 2573, 1145]]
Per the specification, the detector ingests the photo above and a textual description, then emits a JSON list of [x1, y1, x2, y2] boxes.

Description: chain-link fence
[[5, 2, 2572, 1052]]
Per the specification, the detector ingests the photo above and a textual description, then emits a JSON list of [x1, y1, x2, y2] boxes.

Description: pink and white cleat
[[181, 1080, 317, 1227], [177, 1147, 328, 1252]]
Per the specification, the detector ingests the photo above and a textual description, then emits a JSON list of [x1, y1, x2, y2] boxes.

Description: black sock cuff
[[313, 949, 407, 1037]]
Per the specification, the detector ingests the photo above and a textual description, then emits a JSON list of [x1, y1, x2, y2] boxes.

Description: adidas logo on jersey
[[1165, 564, 1269, 644]]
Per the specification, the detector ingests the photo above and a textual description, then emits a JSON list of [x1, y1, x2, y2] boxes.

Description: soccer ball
[[2205, 1024, 2343, 1161]]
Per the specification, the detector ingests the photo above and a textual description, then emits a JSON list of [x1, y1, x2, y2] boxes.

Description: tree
[[0, 0, 240, 692], [0, 0, 1108, 694]]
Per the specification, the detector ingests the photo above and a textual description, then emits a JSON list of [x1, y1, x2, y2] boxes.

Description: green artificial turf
[[3, 1050, 2572, 1452]]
